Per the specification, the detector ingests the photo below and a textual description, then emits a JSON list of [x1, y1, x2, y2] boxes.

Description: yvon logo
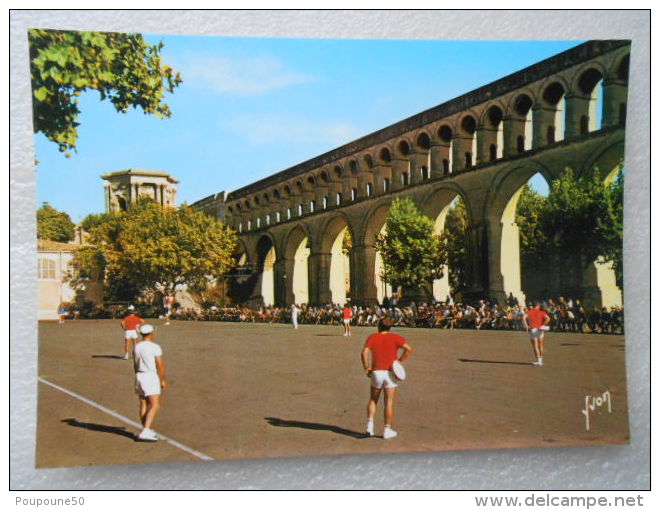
[[581, 390, 612, 431]]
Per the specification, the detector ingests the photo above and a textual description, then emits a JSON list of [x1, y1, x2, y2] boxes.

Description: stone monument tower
[[101, 169, 179, 213]]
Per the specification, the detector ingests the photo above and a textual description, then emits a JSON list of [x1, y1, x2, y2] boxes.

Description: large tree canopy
[[540, 167, 623, 285], [374, 197, 447, 295], [37, 203, 75, 242], [29, 29, 182, 154], [74, 200, 238, 301]]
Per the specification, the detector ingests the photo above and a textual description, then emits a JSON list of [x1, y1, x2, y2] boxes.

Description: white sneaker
[[532, 359, 543, 366], [366, 421, 374, 437], [123, 353, 129, 360], [343, 333, 348, 337], [383, 427, 398, 439], [137, 428, 158, 441]]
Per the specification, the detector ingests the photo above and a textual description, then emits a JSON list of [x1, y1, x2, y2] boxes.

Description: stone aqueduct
[[193, 40, 630, 308]]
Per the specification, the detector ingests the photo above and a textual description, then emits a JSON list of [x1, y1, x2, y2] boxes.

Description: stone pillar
[[342, 175, 358, 202], [104, 184, 110, 213], [289, 190, 302, 218], [302, 190, 314, 214], [328, 181, 342, 207], [462, 222, 492, 303], [476, 127, 498, 164], [409, 151, 428, 184], [308, 252, 332, 305], [532, 105, 558, 148], [429, 142, 450, 178], [350, 244, 379, 305], [314, 184, 329, 211], [373, 164, 392, 196], [581, 257, 622, 309], [602, 78, 628, 128], [357, 169, 374, 199], [452, 135, 474, 172], [274, 257, 295, 306], [564, 93, 591, 138], [252, 205, 262, 230], [390, 157, 409, 190], [502, 117, 527, 157]]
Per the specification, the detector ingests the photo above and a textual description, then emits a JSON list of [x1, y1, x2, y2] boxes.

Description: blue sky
[[34, 36, 583, 221]]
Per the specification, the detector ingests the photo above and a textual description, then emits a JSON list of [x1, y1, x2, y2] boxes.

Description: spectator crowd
[[168, 297, 624, 335], [57, 296, 624, 335]]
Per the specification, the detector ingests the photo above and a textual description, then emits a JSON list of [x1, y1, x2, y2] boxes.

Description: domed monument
[[101, 169, 178, 213]]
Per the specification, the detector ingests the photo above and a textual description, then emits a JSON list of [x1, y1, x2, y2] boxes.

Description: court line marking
[[38, 377, 214, 461]]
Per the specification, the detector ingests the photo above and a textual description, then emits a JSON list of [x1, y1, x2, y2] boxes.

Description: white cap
[[140, 324, 154, 335], [128, 305, 135, 311]]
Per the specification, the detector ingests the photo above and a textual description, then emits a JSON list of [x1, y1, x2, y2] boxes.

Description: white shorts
[[343, 318, 351, 324], [135, 372, 161, 397], [125, 330, 138, 340], [529, 328, 545, 340], [370, 370, 398, 389]]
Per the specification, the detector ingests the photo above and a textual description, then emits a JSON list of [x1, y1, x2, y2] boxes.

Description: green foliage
[[74, 200, 238, 302], [541, 167, 622, 272], [605, 171, 624, 287], [515, 184, 548, 265], [442, 197, 469, 297], [80, 212, 112, 232], [341, 227, 353, 255], [37, 202, 75, 242], [374, 197, 447, 292], [28, 29, 182, 154]]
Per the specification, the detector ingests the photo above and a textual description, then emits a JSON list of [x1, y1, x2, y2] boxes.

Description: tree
[[374, 197, 447, 298], [37, 203, 75, 242], [541, 167, 622, 272], [74, 200, 238, 302], [516, 184, 549, 266], [442, 197, 469, 298], [80, 212, 113, 232], [605, 170, 624, 287], [29, 29, 182, 155]]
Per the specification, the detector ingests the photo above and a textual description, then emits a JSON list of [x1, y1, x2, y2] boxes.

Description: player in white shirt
[[133, 324, 167, 442], [291, 304, 300, 329]]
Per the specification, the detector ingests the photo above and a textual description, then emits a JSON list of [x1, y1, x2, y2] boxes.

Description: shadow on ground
[[92, 354, 126, 360], [265, 417, 368, 439], [62, 418, 136, 439], [458, 358, 532, 366]]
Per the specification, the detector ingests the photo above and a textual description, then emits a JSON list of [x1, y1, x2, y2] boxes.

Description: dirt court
[[36, 319, 629, 468]]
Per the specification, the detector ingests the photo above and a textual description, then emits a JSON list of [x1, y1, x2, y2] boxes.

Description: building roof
[[101, 169, 179, 184], [37, 239, 84, 252]]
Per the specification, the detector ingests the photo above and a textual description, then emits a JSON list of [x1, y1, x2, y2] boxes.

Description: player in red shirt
[[360, 318, 413, 439], [120, 306, 144, 360], [522, 301, 551, 366], [342, 304, 353, 337]]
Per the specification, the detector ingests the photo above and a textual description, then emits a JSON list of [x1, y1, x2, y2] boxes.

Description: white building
[[37, 239, 103, 320]]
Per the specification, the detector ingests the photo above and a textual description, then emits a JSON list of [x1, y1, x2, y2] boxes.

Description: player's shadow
[[458, 358, 532, 366], [62, 418, 136, 439], [264, 417, 368, 439], [92, 354, 126, 360]]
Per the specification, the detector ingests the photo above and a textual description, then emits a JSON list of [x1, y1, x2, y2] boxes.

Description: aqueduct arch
[[484, 161, 555, 306], [194, 40, 629, 308], [317, 214, 353, 305], [421, 184, 472, 302]]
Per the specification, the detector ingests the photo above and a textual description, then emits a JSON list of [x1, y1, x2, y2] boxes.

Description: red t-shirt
[[343, 307, 353, 319], [365, 332, 406, 371], [122, 314, 143, 331], [526, 308, 549, 329]]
